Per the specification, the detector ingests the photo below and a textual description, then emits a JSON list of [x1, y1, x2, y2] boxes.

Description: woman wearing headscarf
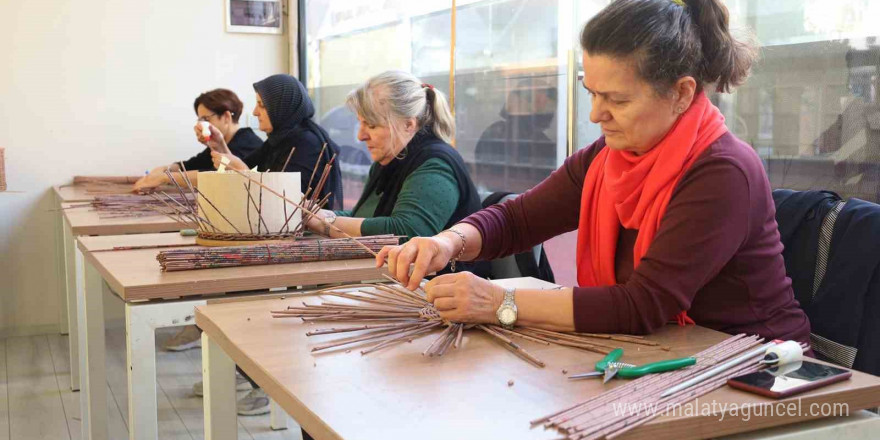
[[378, 0, 810, 345], [133, 88, 262, 193], [209, 74, 343, 210], [198, 75, 344, 416], [302, 70, 488, 277]]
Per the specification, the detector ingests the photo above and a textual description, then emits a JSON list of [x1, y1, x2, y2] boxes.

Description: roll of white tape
[[765, 340, 803, 366]]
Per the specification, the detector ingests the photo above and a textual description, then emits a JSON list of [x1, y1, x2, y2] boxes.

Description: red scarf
[[576, 92, 727, 326]]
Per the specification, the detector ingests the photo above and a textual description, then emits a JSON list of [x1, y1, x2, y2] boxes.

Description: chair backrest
[[481, 192, 555, 283], [773, 189, 880, 376], [772, 189, 843, 304]]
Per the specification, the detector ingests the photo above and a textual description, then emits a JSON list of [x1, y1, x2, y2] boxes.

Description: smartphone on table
[[727, 361, 851, 399]]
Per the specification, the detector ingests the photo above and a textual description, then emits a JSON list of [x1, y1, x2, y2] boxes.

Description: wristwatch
[[322, 211, 337, 236], [496, 287, 518, 330]]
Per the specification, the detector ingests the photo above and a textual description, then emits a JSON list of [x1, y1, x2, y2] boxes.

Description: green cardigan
[[335, 158, 459, 241]]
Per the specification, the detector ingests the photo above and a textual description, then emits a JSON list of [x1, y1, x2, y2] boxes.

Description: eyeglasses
[[197, 113, 217, 122]]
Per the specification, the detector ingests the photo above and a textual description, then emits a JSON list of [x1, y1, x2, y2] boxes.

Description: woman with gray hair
[[304, 70, 487, 275]]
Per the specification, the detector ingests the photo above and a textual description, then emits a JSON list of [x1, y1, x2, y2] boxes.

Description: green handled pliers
[[568, 348, 696, 383]]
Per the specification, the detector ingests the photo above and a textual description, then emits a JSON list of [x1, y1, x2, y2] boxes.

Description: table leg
[[126, 303, 159, 440], [125, 299, 205, 440], [63, 218, 80, 391], [56, 194, 69, 335], [79, 260, 108, 440], [270, 399, 290, 430], [203, 331, 237, 440]]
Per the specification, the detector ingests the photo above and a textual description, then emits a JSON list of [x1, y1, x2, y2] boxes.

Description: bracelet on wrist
[[444, 228, 467, 272]]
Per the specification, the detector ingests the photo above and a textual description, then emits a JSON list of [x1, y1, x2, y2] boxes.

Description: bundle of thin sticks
[[67, 176, 175, 195], [532, 334, 769, 440], [157, 234, 401, 271], [73, 193, 196, 219], [271, 278, 668, 366], [73, 175, 142, 184]]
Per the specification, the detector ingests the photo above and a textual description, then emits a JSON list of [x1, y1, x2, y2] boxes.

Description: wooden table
[[55, 184, 118, 203], [195, 283, 880, 440], [54, 177, 142, 202], [52, 179, 179, 355], [53, 185, 101, 351], [59, 201, 188, 392], [76, 232, 387, 440]]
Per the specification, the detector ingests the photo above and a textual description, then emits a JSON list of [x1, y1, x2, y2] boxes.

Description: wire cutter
[[568, 348, 696, 383]]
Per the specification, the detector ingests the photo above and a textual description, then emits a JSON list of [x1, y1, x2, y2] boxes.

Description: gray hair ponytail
[[346, 71, 456, 146]]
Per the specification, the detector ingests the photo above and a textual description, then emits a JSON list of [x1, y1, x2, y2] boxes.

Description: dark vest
[[353, 130, 489, 277], [353, 131, 480, 229]]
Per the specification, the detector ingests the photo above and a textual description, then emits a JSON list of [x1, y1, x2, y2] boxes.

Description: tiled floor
[[0, 328, 300, 440]]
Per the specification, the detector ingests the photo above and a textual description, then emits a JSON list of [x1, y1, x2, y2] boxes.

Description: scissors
[[568, 348, 696, 383]]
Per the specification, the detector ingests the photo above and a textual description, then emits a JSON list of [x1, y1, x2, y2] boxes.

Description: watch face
[[499, 307, 516, 324]]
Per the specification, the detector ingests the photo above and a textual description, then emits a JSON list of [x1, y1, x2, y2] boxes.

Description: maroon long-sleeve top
[[462, 133, 811, 343]]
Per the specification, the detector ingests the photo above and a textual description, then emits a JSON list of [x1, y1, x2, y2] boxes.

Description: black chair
[[773, 189, 880, 376], [480, 192, 555, 283]]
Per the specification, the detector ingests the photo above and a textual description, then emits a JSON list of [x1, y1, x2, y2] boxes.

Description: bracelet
[[444, 228, 467, 272]]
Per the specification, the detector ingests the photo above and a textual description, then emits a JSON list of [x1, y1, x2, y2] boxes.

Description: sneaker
[[237, 388, 270, 416], [192, 372, 253, 397], [164, 325, 202, 351]]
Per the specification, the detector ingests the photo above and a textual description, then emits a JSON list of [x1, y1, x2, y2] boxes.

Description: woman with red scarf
[[378, 0, 811, 344]]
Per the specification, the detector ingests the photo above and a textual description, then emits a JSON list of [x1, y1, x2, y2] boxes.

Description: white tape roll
[[765, 340, 803, 365]]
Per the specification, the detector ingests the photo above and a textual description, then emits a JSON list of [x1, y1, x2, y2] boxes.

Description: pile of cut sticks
[[532, 334, 766, 439], [157, 235, 400, 271], [83, 193, 195, 218]]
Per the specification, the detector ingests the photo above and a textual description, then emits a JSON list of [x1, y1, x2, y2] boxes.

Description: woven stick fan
[[273, 278, 669, 366]]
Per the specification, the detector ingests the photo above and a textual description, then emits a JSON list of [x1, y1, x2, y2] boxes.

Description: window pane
[[573, 1, 612, 152], [453, 0, 565, 195], [574, 0, 880, 203], [306, 0, 567, 208], [722, 0, 880, 202], [304, 1, 452, 209]]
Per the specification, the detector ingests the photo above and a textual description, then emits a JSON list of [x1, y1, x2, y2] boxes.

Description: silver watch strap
[[503, 287, 516, 306]]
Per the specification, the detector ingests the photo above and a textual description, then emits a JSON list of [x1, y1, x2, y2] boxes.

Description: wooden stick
[[453, 323, 464, 348], [280, 146, 296, 172], [423, 325, 457, 356], [257, 173, 265, 234], [306, 143, 327, 192], [360, 322, 443, 355], [574, 333, 661, 347], [305, 322, 424, 336], [477, 325, 545, 367], [311, 323, 430, 352], [495, 327, 551, 345], [243, 182, 256, 233]]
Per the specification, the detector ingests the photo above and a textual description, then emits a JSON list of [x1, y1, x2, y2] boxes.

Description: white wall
[[0, 1, 289, 336]]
